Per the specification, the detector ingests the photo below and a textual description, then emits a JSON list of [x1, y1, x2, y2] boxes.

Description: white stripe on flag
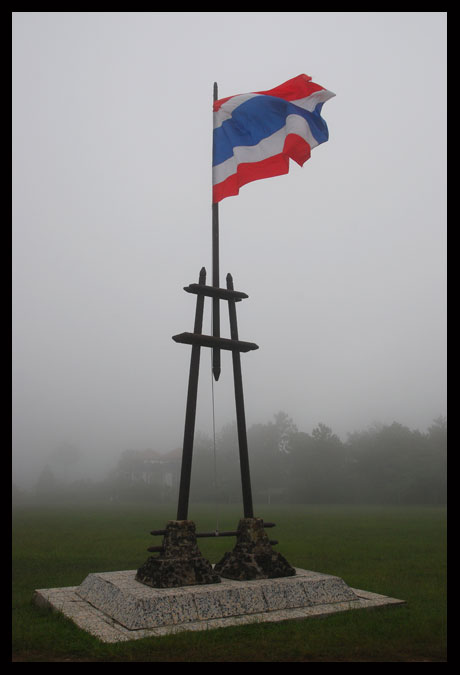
[[213, 89, 335, 131], [213, 93, 260, 129], [289, 89, 336, 112], [212, 113, 318, 186]]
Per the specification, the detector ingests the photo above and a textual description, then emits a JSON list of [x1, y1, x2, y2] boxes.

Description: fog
[[12, 12, 446, 491]]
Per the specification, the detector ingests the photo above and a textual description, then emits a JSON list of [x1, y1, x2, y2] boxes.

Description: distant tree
[[273, 411, 298, 453], [421, 416, 447, 503], [287, 423, 346, 503], [345, 420, 447, 504], [311, 422, 340, 445], [247, 412, 297, 502], [346, 422, 412, 502], [427, 415, 447, 445]]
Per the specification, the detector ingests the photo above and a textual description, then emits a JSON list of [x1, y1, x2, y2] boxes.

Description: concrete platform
[[33, 568, 405, 643]]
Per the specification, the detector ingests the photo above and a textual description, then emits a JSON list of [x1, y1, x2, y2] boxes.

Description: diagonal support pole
[[226, 273, 254, 518], [176, 267, 206, 521]]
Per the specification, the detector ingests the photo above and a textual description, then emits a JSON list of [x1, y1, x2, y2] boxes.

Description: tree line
[[24, 412, 446, 506], [189, 413, 447, 506]]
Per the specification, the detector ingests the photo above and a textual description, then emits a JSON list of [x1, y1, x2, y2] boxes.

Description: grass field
[[12, 502, 447, 662]]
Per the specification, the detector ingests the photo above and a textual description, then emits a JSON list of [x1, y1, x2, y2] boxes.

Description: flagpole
[[212, 81, 221, 381]]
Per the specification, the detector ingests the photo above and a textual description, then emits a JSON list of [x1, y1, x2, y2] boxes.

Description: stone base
[[136, 556, 220, 589], [135, 520, 220, 588], [214, 517, 296, 580], [33, 568, 405, 643]]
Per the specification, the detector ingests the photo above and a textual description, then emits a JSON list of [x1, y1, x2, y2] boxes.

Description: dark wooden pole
[[176, 267, 206, 520], [212, 81, 221, 382], [226, 273, 254, 518]]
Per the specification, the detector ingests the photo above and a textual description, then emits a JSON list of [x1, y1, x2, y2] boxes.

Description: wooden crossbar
[[184, 283, 248, 302], [172, 332, 259, 352]]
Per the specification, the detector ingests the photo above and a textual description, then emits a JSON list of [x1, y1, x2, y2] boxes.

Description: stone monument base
[[34, 568, 405, 643], [214, 517, 295, 580], [135, 520, 220, 588]]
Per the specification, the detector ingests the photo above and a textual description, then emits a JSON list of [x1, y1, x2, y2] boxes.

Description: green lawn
[[12, 502, 447, 661]]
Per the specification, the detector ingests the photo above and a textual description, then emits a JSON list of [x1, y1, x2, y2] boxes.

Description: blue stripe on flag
[[213, 96, 329, 167]]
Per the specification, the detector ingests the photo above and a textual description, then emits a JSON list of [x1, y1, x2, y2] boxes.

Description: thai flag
[[212, 74, 335, 203]]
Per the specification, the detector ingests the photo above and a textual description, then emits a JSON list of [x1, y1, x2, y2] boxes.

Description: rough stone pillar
[[135, 520, 220, 588], [213, 517, 296, 580]]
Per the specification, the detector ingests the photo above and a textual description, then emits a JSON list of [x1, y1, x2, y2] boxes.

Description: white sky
[[12, 12, 447, 487]]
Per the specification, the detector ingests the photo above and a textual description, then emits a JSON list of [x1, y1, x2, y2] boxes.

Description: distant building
[[115, 448, 181, 491]]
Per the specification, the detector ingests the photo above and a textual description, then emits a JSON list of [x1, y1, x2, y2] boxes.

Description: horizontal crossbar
[[147, 540, 278, 552], [172, 332, 259, 352], [184, 283, 248, 301], [149, 523, 276, 536]]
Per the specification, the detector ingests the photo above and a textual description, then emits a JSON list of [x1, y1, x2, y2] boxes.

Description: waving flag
[[212, 74, 335, 203]]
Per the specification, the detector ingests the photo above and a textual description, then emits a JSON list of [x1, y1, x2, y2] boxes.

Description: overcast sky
[[12, 12, 447, 488]]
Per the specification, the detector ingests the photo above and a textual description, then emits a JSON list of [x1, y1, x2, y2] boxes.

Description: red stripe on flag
[[213, 74, 324, 111], [212, 134, 311, 203]]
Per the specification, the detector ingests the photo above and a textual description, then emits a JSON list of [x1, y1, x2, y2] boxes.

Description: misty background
[[12, 12, 446, 498]]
